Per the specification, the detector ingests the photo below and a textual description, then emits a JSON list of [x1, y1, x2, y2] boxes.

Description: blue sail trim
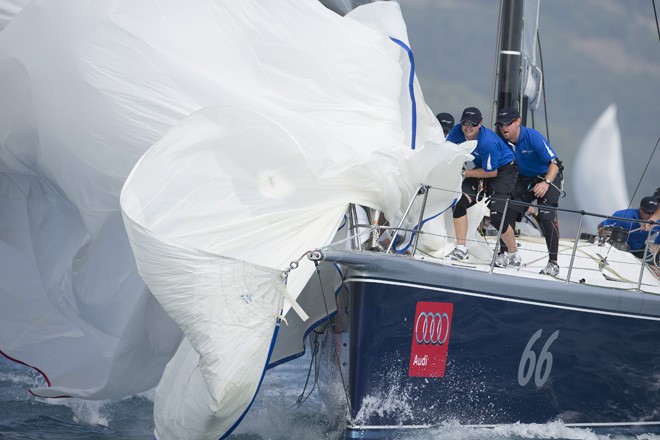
[[219, 322, 282, 440], [266, 263, 346, 369], [389, 37, 417, 150], [393, 198, 458, 254], [151, 323, 284, 440]]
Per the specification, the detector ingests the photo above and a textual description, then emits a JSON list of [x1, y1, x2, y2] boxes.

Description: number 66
[[518, 329, 560, 387]]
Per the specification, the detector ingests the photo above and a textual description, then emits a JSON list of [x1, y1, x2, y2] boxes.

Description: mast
[[494, 0, 526, 124]]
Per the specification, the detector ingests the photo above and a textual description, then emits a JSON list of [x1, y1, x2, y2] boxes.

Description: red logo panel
[[409, 301, 453, 377]]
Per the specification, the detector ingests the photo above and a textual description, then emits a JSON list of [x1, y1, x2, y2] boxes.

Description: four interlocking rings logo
[[415, 312, 450, 345]]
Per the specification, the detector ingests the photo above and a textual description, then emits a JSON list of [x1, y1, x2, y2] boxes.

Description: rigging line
[[626, 136, 659, 210], [605, 136, 660, 259], [292, 331, 321, 408], [536, 30, 550, 143], [600, 0, 660, 258], [603, 0, 660, 263], [654, 0, 660, 45], [314, 261, 353, 414], [606, 0, 660, 260]]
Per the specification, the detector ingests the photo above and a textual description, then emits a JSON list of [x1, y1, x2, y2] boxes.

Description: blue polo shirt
[[447, 125, 514, 172], [510, 126, 557, 177], [599, 209, 660, 251]]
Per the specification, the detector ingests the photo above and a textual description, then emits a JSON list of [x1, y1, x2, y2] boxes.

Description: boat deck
[[335, 201, 660, 296], [416, 235, 660, 295]]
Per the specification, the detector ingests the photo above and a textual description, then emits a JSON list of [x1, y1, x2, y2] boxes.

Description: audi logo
[[415, 312, 450, 345]]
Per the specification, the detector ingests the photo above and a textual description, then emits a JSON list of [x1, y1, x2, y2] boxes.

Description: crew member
[[446, 107, 519, 263], [497, 107, 562, 276], [598, 196, 660, 258]]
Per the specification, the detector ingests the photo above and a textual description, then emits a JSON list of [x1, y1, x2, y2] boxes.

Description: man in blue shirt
[[496, 107, 562, 276], [445, 107, 519, 263], [599, 196, 660, 258]]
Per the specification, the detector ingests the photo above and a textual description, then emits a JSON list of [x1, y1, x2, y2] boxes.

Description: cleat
[[449, 247, 468, 261], [540, 261, 559, 277]]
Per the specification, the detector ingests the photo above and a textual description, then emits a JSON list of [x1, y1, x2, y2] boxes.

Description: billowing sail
[[573, 104, 629, 233], [120, 2, 471, 438], [0, 0, 471, 439], [0, 0, 184, 399]]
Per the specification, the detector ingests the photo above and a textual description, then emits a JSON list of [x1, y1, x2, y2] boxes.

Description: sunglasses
[[461, 120, 479, 127], [496, 119, 517, 128]]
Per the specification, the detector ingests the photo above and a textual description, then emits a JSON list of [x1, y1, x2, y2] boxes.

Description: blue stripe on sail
[[392, 199, 457, 253], [389, 37, 417, 150], [219, 322, 282, 440], [266, 263, 346, 369]]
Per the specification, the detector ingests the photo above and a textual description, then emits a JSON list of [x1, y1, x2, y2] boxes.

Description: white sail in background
[[573, 104, 629, 233]]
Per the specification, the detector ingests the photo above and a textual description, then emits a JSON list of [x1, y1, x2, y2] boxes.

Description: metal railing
[[343, 185, 660, 293]]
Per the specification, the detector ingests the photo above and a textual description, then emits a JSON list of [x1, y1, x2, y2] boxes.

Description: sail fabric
[[0, 0, 184, 399], [0, 0, 471, 439], [573, 104, 629, 233], [119, 2, 470, 438]]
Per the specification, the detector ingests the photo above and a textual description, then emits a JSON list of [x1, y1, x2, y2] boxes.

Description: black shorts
[[461, 161, 518, 215]]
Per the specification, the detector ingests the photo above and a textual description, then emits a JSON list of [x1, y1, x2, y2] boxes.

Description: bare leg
[[500, 225, 517, 253], [454, 214, 468, 245], [453, 193, 473, 246]]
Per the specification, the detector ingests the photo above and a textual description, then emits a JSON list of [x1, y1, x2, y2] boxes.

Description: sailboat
[[314, 2, 660, 439], [1, 1, 659, 440]]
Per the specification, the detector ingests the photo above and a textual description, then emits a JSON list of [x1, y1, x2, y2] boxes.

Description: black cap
[[436, 112, 455, 133], [460, 107, 482, 125], [654, 187, 660, 198], [640, 196, 659, 214], [495, 107, 520, 125]]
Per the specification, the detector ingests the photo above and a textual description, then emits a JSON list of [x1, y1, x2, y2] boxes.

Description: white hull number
[[518, 329, 560, 387]]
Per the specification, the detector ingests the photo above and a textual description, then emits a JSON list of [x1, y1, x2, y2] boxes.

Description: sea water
[[1, 355, 658, 440]]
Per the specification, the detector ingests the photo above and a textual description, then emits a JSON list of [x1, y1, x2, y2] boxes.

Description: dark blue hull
[[324, 252, 660, 438]]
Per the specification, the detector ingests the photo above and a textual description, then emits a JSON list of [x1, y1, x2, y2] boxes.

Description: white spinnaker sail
[[573, 104, 629, 233], [122, 106, 470, 440], [120, 2, 471, 437], [0, 0, 184, 399], [0, 0, 470, 439]]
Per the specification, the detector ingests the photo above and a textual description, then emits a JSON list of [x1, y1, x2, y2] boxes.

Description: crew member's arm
[[465, 168, 497, 179], [532, 162, 559, 198], [466, 148, 499, 179]]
